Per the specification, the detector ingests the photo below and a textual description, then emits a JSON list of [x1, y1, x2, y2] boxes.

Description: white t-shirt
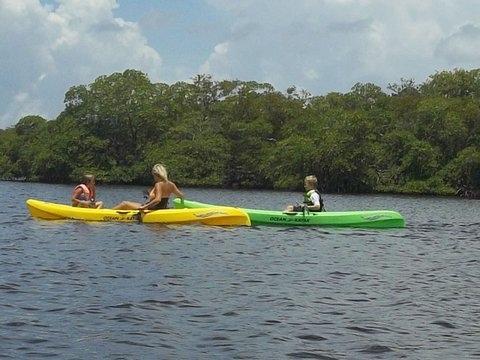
[[308, 191, 321, 207]]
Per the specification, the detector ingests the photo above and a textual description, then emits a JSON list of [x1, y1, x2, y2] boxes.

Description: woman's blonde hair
[[304, 175, 317, 187], [152, 164, 168, 181]]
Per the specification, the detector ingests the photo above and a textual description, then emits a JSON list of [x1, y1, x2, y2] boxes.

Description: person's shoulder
[[156, 180, 173, 188]]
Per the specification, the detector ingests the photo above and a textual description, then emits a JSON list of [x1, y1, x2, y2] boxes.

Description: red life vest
[[72, 184, 95, 201]]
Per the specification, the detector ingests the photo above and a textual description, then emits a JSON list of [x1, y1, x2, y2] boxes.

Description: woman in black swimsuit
[[113, 164, 184, 210]]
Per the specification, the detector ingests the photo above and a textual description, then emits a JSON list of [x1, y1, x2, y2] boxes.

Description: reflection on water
[[1, 181, 479, 358]]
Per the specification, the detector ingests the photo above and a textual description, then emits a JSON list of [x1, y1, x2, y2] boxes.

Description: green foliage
[[145, 135, 229, 187], [15, 115, 47, 136], [1, 68, 480, 197], [399, 139, 441, 180], [0, 129, 19, 178], [263, 135, 317, 190], [0, 154, 14, 179], [64, 69, 168, 168], [399, 177, 452, 196], [442, 147, 480, 189], [414, 97, 468, 160], [420, 69, 480, 98]]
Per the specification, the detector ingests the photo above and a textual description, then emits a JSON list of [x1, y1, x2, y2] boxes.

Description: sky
[[1, 0, 480, 128]]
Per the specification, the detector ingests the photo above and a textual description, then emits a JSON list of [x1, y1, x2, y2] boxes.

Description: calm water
[[1, 181, 479, 359]]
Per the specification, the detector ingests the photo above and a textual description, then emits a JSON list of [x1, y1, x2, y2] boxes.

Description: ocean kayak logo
[[102, 215, 138, 221], [102, 210, 142, 221], [269, 216, 310, 223]]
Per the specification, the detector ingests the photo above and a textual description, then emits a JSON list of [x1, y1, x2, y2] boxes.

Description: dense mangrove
[[1, 69, 479, 197]]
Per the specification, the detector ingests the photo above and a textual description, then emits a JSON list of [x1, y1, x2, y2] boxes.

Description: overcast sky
[[1, 0, 480, 128]]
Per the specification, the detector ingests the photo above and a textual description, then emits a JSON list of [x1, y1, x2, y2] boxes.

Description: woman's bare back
[[151, 180, 183, 199]]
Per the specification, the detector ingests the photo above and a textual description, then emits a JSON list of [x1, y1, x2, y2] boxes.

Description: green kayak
[[173, 199, 405, 229]]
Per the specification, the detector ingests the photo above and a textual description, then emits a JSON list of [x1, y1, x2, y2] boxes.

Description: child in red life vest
[[285, 175, 325, 212], [72, 174, 103, 208]]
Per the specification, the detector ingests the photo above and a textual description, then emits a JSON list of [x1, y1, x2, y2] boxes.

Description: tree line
[[1, 69, 479, 197]]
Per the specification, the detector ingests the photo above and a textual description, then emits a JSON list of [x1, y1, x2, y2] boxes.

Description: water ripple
[[287, 351, 338, 359], [2, 184, 479, 358], [359, 345, 393, 354]]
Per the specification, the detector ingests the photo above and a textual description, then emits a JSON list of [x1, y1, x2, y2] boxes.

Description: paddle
[[136, 188, 153, 222], [135, 209, 146, 223]]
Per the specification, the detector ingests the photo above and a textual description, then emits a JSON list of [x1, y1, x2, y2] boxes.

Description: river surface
[[1, 180, 479, 359]]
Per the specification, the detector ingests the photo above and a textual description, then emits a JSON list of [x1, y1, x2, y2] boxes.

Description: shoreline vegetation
[[1, 69, 479, 199]]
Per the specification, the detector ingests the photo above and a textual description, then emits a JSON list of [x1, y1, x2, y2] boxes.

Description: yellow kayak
[[26, 199, 250, 226]]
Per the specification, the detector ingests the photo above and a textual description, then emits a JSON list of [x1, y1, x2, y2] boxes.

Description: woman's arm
[[173, 183, 184, 199], [72, 188, 91, 207], [139, 183, 162, 210]]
